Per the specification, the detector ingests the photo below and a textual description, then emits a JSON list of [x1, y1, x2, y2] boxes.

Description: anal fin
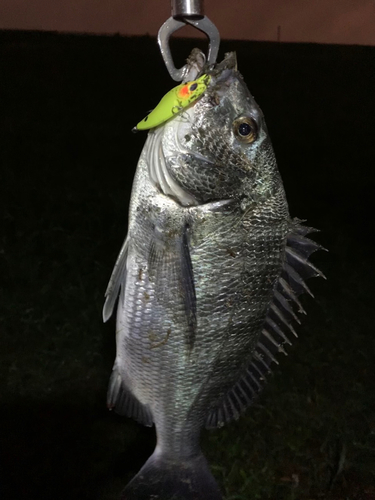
[[107, 365, 153, 427]]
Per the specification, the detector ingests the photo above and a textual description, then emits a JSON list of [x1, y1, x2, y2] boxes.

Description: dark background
[[0, 30, 374, 499]]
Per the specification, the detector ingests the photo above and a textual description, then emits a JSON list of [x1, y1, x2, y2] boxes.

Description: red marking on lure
[[178, 85, 190, 99]]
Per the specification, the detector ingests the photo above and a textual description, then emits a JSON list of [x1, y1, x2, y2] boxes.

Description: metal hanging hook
[[158, 0, 220, 81], [172, 0, 204, 19]]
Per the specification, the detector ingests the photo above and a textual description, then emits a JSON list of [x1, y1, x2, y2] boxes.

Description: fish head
[[161, 52, 286, 209]]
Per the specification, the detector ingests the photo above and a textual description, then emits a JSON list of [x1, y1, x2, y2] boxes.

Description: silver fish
[[103, 52, 324, 500]]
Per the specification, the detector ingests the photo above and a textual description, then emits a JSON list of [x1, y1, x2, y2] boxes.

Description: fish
[[103, 51, 324, 500]]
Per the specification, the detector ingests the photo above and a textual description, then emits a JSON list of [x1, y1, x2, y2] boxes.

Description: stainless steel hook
[[157, 14, 220, 82], [172, 0, 204, 19]]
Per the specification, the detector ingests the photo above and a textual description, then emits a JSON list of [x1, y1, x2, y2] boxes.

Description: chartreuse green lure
[[134, 74, 211, 131]]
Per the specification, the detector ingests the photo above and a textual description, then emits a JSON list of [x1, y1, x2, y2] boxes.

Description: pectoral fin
[[148, 222, 196, 348]]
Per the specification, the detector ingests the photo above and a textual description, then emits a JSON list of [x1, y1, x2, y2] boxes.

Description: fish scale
[[103, 52, 324, 499]]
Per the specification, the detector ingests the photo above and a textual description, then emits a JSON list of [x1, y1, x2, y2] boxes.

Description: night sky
[[0, 0, 374, 45]]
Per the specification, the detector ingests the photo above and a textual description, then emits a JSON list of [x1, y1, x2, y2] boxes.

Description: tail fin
[[120, 449, 222, 500]]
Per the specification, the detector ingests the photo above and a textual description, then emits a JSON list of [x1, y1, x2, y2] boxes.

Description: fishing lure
[[134, 74, 211, 131]]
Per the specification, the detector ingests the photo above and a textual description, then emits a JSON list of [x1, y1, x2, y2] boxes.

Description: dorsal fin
[[206, 221, 325, 429]]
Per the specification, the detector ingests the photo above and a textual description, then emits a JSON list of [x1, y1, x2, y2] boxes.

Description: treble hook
[[158, 0, 220, 82]]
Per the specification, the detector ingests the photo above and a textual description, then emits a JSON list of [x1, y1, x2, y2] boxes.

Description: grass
[[0, 30, 374, 499]]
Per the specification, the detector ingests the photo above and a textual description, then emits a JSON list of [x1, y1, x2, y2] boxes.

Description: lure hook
[[158, 0, 220, 82]]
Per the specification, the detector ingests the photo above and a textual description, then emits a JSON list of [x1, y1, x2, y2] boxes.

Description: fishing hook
[[158, 0, 220, 82]]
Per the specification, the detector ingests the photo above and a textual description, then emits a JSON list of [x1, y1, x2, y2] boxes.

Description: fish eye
[[233, 116, 258, 144], [189, 83, 198, 91]]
